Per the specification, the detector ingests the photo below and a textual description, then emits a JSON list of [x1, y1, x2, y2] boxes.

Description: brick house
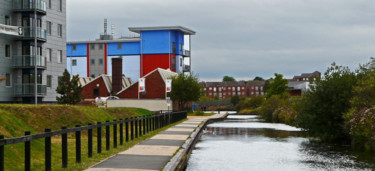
[[293, 71, 321, 81], [246, 81, 265, 96], [117, 68, 177, 99], [81, 75, 132, 99], [200, 81, 247, 99]]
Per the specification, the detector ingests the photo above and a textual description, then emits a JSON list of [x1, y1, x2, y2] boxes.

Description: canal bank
[[85, 112, 230, 171]]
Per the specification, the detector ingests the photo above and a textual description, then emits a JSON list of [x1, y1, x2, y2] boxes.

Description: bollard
[[135, 117, 138, 138], [62, 127, 68, 168], [131, 118, 134, 140]]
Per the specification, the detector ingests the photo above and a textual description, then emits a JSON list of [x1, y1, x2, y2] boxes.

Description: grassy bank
[[0, 104, 160, 170]]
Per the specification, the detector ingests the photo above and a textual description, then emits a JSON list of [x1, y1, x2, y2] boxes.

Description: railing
[[0, 23, 21, 36], [183, 50, 191, 57], [13, 55, 46, 68], [22, 27, 47, 40], [13, 0, 47, 13], [183, 65, 191, 72], [0, 111, 187, 171], [14, 84, 47, 96]]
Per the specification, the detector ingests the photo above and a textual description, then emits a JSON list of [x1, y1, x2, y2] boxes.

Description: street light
[[34, 0, 38, 105]]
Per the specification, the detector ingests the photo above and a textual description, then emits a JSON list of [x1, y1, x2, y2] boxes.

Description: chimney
[[112, 58, 123, 93]]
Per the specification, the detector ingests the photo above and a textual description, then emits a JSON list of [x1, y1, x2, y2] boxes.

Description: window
[[242, 87, 245, 90], [237, 87, 240, 91], [46, 48, 52, 62], [223, 93, 226, 95], [5, 16, 10, 25], [209, 93, 212, 96], [57, 50, 62, 63], [228, 92, 231, 95], [209, 87, 212, 90], [172, 57, 176, 70], [242, 92, 245, 95], [5, 73, 11, 87], [91, 59, 95, 65], [233, 92, 236, 95], [47, 75, 52, 88], [57, 24, 62, 37], [99, 44, 103, 50], [204, 88, 206, 91], [180, 58, 183, 67], [117, 43, 122, 49], [256, 92, 259, 95], [214, 87, 217, 91], [223, 87, 226, 90], [5, 45, 10, 57], [47, 0, 51, 9], [59, 0, 63, 11], [72, 44, 77, 51], [219, 88, 222, 91], [261, 86, 263, 90], [172, 42, 176, 53], [261, 92, 264, 95], [251, 92, 254, 95], [255, 86, 259, 90], [99, 59, 103, 65], [232, 87, 235, 91], [91, 44, 95, 50], [72, 59, 77, 66], [180, 43, 182, 51], [93, 89, 100, 96], [251, 86, 254, 89], [47, 21, 52, 35]]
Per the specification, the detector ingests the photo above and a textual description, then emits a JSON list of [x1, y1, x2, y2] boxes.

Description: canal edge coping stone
[[163, 112, 229, 171]]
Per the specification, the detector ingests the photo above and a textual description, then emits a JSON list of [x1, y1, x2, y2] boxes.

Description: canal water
[[186, 115, 375, 171]]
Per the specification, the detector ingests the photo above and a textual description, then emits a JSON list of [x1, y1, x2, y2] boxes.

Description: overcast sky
[[67, 0, 375, 81]]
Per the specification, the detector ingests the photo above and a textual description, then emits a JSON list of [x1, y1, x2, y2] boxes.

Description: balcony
[[183, 65, 191, 72], [0, 23, 22, 36], [13, 55, 47, 69], [183, 50, 191, 57], [13, 0, 47, 14], [19, 27, 47, 41], [14, 84, 47, 97]]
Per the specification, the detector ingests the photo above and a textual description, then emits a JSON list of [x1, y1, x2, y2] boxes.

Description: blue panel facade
[[67, 43, 87, 57], [107, 42, 141, 56], [141, 30, 170, 54]]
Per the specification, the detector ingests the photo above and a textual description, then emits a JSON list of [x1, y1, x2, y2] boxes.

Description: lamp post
[[34, 0, 38, 105]]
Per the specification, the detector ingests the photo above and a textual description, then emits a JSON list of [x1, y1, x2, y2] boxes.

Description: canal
[[186, 115, 375, 171]]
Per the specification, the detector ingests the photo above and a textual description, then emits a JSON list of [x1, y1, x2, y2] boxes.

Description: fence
[[0, 111, 187, 171]]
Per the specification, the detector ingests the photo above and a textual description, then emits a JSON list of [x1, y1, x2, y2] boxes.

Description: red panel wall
[[141, 54, 170, 77]]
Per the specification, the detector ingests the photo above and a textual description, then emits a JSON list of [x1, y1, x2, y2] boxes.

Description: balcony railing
[[13, 0, 47, 13], [183, 50, 191, 57], [22, 27, 47, 40], [183, 65, 191, 72], [14, 84, 47, 96], [0, 23, 22, 36], [13, 55, 46, 68]]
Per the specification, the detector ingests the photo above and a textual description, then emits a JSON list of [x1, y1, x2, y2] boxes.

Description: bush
[[259, 95, 285, 122], [295, 63, 357, 141]]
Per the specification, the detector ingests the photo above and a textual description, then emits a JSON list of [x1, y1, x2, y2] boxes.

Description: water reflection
[[186, 115, 375, 171]]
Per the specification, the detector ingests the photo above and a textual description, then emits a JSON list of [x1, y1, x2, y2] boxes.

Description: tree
[[56, 69, 84, 104], [170, 73, 201, 109], [223, 76, 235, 82], [266, 73, 289, 98], [230, 95, 240, 106], [253, 76, 264, 81], [296, 63, 357, 141]]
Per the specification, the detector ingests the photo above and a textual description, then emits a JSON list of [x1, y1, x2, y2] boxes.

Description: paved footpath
[[86, 113, 226, 171]]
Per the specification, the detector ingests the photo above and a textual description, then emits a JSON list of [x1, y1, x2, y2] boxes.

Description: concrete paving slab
[[166, 128, 195, 132], [150, 134, 189, 140], [119, 145, 179, 156], [172, 126, 197, 129], [89, 154, 169, 170], [159, 131, 192, 135], [139, 139, 185, 146], [178, 123, 200, 126]]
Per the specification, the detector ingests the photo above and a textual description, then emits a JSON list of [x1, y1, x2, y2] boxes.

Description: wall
[[117, 70, 166, 99], [81, 77, 110, 99], [66, 56, 87, 77], [141, 54, 170, 77], [107, 99, 172, 111]]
